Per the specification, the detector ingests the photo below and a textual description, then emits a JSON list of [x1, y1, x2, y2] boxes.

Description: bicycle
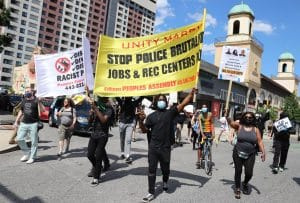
[[201, 137, 213, 176]]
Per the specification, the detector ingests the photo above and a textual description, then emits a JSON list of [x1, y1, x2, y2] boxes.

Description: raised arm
[[177, 88, 197, 112]]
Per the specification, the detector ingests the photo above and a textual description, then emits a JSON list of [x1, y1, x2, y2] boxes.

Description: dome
[[279, 52, 295, 61], [228, 3, 254, 17]]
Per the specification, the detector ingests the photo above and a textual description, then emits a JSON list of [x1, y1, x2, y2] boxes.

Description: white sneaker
[[26, 158, 34, 164], [20, 155, 29, 162], [279, 167, 284, 172], [142, 193, 154, 202]]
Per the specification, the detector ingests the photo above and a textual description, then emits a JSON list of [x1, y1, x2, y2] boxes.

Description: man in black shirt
[[116, 97, 143, 164], [271, 112, 291, 174], [15, 87, 45, 164], [139, 88, 196, 202], [87, 96, 113, 186]]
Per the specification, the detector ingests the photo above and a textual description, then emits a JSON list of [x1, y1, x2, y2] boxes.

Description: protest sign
[[274, 117, 292, 132], [94, 11, 206, 97], [218, 46, 250, 82], [34, 40, 94, 97]]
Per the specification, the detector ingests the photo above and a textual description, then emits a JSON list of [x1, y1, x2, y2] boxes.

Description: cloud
[[187, 12, 217, 27], [198, 0, 207, 3], [253, 20, 275, 35], [155, 0, 175, 27], [202, 43, 215, 55], [204, 31, 212, 35]]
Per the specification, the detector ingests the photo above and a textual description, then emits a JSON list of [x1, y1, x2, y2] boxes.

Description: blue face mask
[[25, 92, 32, 98], [157, 101, 166, 110], [202, 107, 208, 113]]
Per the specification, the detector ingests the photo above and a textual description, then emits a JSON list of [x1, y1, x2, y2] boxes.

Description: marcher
[[14, 87, 45, 164], [116, 97, 143, 164], [56, 98, 76, 156], [191, 110, 201, 150], [255, 109, 270, 139], [215, 113, 229, 146], [86, 96, 113, 186], [174, 111, 187, 146], [196, 104, 215, 169], [139, 88, 196, 202], [226, 112, 266, 199], [270, 112, 291, 174]]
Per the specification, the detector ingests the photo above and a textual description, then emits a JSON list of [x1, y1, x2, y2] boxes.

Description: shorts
[[58, 125, 73, 141], [197, 132, 212, 150]]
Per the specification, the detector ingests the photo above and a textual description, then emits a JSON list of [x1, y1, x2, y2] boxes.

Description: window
[[18, 44, 23, 50], [233, 20, 240, 34], [249, 22, 252, 35], [22, 12, 27, 17], [26, 38, 35, 44], [16, 61, 22, 66], [28, 30, 36, 36], [20, 28, 25, 33], [17, 53, 22, 58], [19, 36, 24, 42], [31, 6, 39, 13], [25, 47, 34, 52], [23, 4, 28, 9], [282, 63, 287, 72]]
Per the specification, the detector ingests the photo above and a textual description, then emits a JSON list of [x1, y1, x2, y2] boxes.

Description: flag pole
[[193, 8, 206, 105], [225, 80, 233, 115], [82, 33, 89, 96]]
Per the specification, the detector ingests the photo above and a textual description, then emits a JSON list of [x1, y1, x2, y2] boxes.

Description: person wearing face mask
[[195, 104, 215, 169], [14, 87, 45, 164], [116, 96, 143, 164], [226, 111, 266, 199], [139, 88, 196, 202], [86, 96, 113, 186]]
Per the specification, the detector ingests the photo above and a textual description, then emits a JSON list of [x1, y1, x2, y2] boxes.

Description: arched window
[[282, 63, 287, 72], [233, 20, 240, 34], [248, 89, 256, 105], [249, 22, 252, 35], [255, 61, 258, 72]]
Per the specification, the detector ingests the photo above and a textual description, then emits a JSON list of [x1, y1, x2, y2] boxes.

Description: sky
[[154, 0, 300, 79]]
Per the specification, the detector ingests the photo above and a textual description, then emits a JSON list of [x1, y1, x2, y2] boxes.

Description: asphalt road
[[0, 120, 300, 203]]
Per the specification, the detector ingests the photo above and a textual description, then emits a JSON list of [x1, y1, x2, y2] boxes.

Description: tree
[[0, 0, 12, 52], [283, 93, 299, 120]]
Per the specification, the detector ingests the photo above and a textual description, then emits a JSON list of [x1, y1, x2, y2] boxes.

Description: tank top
[[235, 126, 257, 154], [200, 113, 212, 132]]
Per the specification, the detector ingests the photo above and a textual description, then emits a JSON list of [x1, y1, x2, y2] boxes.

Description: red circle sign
[[55, 57, 71, 73]]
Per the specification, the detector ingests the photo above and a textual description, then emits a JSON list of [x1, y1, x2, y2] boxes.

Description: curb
[[0, 144, 20, 154]]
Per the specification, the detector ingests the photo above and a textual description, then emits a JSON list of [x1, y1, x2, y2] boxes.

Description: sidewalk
[[0, 112, 18, 154]]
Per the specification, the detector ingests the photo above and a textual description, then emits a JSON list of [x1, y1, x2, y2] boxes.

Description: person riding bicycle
[[196, 104, 215, 169]]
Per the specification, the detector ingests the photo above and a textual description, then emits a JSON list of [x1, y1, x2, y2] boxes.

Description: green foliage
[[0, 1, 12, 52], [269, 107, 278, 121], [283, 93, 299, 120]]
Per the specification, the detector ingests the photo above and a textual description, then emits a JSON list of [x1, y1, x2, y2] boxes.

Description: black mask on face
[[244, 116, 254, 126]]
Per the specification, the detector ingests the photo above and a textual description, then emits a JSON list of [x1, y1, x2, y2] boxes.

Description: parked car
[[48, 96, 92, 135], [48, 96, 65, 127], [39, 97, 54, 121], [8, 95, 22, 112]]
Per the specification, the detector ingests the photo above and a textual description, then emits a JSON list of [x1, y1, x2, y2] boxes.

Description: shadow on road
[[103, 166, 210, 199], [293, 177, 300, 185], [220, 179, 261, 195], [0, 183, 44, 202]]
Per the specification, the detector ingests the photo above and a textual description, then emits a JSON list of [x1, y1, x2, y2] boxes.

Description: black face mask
[[244, 117, 254, 125]]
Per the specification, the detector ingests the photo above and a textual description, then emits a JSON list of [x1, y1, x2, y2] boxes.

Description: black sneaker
[[235, 188, 241, 199], [120, 154, 125, 159], [242, 182, 249, 195], [163, 182, 168, 191], [196, 161, 201, 169], [103, 164, 110, 172], [272, 167, 278, 174], [125, 157, 133, 164], [142, 193, 154, 202], [87, 168, 95, 177]]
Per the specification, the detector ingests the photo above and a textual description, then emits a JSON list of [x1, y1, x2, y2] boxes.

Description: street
[[0, 120, 300, 203]]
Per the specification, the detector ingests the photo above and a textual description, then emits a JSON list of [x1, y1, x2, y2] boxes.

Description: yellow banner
[[94, 11, 206, 97]]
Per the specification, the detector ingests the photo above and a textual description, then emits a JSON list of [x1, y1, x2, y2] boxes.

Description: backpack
[[106, 105, 116, 128]]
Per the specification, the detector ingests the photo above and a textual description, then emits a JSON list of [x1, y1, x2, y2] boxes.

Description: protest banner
[[274, 117, 292, 132], [34, 39, 94, 97], [218, 46, 250, 82], [94, 10, 206, 97]]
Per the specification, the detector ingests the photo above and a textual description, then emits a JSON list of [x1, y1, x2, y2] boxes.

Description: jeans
[[148, 147, 171, 194], [232, 148, 256, 189], [16, 122, 38, 160], [87, 136, 108, 179], [119, 122, 135, 157], [272, 140, 290, 168]]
